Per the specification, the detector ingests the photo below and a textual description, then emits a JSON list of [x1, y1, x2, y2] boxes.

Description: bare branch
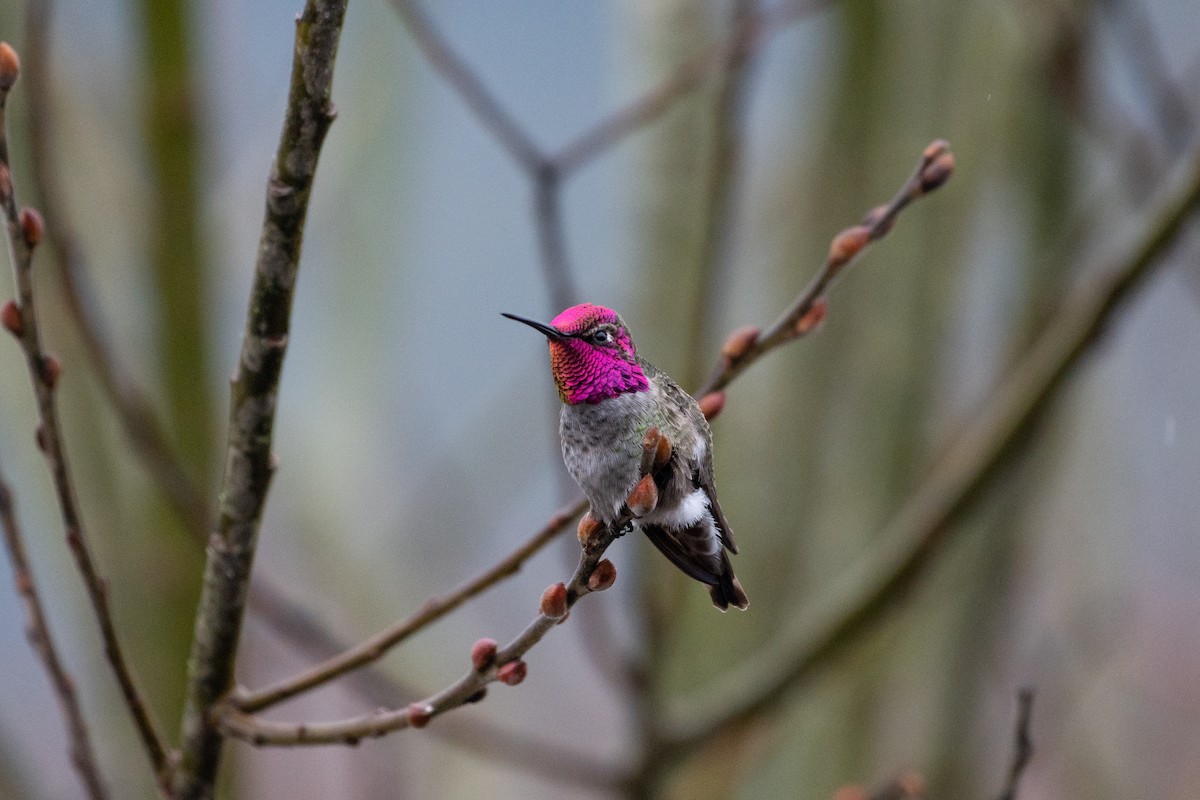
[[0, 471, 109, 800], [172, 3, 348, 797], [388, 0, 544, 174], [233, 498, 586, 713], [551, 0, 832, 175], [0, 41, 174, 797], [21, 0, 213, 537], [660, 140, 1200, 758], [994, 689, 1035, 800], [699, 140, 955, 397], [218, 516, 629, 746]]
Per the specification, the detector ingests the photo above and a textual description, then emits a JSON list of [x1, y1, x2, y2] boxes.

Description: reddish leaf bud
[[897, 771, 925, 797], [653, 433, 672, 473], [832, 786, 869, 800], [41, 354, 62, 389], [919, 151, 955, 194], [721, 325, 759, 362], [626, 474, 658, 518], [922, 139, 949, 161], [469, 638, 498, 671], [828, 225, 870, 266], [0, 43, 19, 92], [406, 702, 433, 729], [496, 660, 527, 686], [587, 559, 617, 592], [0, 164, 11, 200], [639, 426, 662, 475], [794, 299, 827, 336], [19, 208, 43, 248], [1, 301, 23, 338], [539, 582, 568, 619], [698, 391, 726, 421], [576, 511, 604, 546]]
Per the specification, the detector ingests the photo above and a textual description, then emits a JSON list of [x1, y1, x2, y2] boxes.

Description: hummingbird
[[503, 303, 748, 611]]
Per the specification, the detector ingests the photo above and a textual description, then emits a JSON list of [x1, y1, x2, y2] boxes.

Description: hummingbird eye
[[590, 329, 613, 345]]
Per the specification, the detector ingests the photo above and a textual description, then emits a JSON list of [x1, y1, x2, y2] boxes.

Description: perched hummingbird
[[503, 303, 748, 611]]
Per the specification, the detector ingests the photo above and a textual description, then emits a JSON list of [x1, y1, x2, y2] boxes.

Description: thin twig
[[21, 0, 213, 537], [682, 0, 761, 389], [233, 498, 586, 713], [216, 140, 953, 745], [699, 140, 955, 397], [0, 471, 109, 800], [219, 516, 629, 745], [172, 3, 348, 797], [994, 689, 1035, 800], [247, 573, 616, 790], [0, 41, 175, 798], [660, 140, 1200, 759], [388, 0, 544, 174], [551, 0, 832, 175]]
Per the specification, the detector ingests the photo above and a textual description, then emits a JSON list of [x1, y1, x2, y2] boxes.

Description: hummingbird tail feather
[[640, 521, 749, 612]]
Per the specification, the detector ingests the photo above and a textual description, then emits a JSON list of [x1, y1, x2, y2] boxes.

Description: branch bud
[[576, 511, 604, 546], [587, 559, 616, 592], [496, 660, 527, 686], [919, 151, 955, 194], [0, 164, 11, 201], [19, 208, 44, 248], [794, 299, 827, 336], [469, 638, 498, 671], [1, 301, 23, 337], [626, 474, 658, 518], [639, 426, 662, 476], [897, 771, 925, 797], [721, 325, 759, 363], [0, 43, 19, 92], [828, 225, 870, 266], [41, 354, 62, 390], [406, 702, 434, 729], [652, 433, 672, 473], [698, 391, 725, 421], [539, 582, 568, 619], [832, 786, 868, 800]]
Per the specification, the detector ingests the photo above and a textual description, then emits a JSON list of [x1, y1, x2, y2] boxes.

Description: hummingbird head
[[502, 303, 650, 405]]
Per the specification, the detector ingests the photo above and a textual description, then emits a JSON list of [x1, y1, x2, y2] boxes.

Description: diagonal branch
[[233, 498, 585, 713], [22, 0, 213, 538], [659, 140, 1200, 760], [0, 41, 174, 798], [218, 515, 629, 746], [0, 470, 109, 800], [172, 3, 348, 797], [388, 0, 545, 174], [551, 0, 834, 175]]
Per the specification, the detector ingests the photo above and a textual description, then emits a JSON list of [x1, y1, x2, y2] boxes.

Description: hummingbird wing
[[640, 486, 749, 611]]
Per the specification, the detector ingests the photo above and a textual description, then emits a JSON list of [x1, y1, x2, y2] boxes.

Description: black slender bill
[[501, 312, 566, 341]]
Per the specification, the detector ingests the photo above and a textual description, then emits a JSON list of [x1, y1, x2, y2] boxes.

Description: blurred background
[[0, 0, 1198, 797]]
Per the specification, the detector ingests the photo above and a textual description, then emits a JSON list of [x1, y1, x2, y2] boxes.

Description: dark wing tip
[[709, 574, 749, 612]]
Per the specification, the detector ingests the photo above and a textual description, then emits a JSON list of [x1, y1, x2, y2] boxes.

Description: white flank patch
[[644, 490, 721, 556]]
